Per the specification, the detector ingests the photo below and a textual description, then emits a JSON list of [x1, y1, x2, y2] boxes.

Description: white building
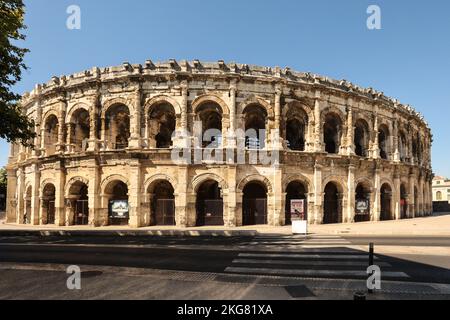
[[432, 176, 450, 202]]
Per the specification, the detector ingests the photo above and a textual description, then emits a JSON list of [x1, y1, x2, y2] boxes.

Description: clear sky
[[4, 0, 450, 176]]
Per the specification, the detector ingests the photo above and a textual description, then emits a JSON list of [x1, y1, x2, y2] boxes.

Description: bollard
[[354, 291, 366, 301], [368, 242, 374, 294]]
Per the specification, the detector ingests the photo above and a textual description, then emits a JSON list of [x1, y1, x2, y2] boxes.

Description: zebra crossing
[[225, 234, 410, 280]]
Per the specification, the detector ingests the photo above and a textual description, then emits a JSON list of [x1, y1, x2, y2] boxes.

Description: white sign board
[[292, 220, 308, 235]]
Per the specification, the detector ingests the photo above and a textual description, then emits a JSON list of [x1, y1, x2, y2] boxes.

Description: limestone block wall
[[6, 60, 433, 228]]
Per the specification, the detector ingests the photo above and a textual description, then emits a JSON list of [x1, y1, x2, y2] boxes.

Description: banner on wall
[[109, 200, 129, 219], [290, 199, 305, 220], [355, 199, 370, 215]]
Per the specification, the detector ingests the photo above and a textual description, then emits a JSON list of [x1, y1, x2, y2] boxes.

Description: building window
[[436, 191, 442, 201]]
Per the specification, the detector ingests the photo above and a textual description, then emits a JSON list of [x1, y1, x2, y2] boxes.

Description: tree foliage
[[0, 0, 36, 147]]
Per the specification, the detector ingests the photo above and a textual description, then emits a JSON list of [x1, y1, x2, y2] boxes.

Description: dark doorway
[[285, 181, 308, 225], [196, 180, 224, 226], [75, 184, 89, 225], [108, 181, 129, 226], [42, 184, 56, 225], [243, 182, 268, 225], [323, 182, 341, 224], [152, 181, 175, 226], [380, 184, 392, 221]]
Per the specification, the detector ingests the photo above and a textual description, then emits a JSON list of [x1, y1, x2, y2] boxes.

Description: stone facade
[[6, 60, 433, 228]]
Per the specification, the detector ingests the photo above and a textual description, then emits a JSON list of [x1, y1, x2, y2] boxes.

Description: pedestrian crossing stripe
[[232, 259, 391, 267], [238, 253, 379, 260], [225, 267, 409, 279]]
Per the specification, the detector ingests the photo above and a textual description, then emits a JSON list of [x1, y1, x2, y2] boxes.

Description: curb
[[0, 229, 259, 238]]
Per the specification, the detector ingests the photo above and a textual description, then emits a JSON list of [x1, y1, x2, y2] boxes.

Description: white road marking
[[225, 267, 409, 278]]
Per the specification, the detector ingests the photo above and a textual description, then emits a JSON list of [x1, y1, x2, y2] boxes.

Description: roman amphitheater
[[5, 60, 433, 228]]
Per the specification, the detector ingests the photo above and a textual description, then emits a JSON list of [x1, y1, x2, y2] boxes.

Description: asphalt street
[[0, 234, 449, 286]]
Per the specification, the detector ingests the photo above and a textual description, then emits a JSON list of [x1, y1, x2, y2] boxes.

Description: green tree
[[0, 0, 35, 147]]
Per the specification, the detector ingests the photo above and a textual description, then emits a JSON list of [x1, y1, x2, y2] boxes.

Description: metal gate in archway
[[154, 199, 176, 226], [75, 200, 89, 225], [197, 199, 224, 226], [46, 200, 56, 225], [243, 198, 267, 225]]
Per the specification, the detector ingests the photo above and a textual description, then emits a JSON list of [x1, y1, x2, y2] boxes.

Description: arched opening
[[380, 184, 393, 221], [323, 113, 341, 154], [105, 104, 130, 149], [149, 181, 175, 226], [355, 183, 371, 222], [42, 184, 56, 225], [148, 103, 176, 149], [244, 104, 267, 150], [285, 181, 308, 225], [399, 132, 408, 162], [196, 180, 224, 226], [68, 181, 89, 225], [243, 182, 268, 225], [400, 184, 408, 219], [44, 115, 59, 156], [378, 125, 390, 160], [354, 119, 369, 157], [106, 181, 129, 226], [69, 109, 90, 152], [196, 102, 222, 148], [24, 186, 32, 224], [412, 134, 422, 165], [437, 191, 442, 201], [286, 119, 306, 151], [323, 182, 342, 224]]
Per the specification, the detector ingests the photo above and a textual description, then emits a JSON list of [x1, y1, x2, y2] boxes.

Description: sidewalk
[[1, 213, 450, 237]]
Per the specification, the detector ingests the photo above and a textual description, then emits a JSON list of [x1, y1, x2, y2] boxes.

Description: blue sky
[[4, 0, 450, 176]]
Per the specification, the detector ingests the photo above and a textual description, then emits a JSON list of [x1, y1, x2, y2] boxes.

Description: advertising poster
[[290, 199, 305, 220], [109, 200, 129, 219]]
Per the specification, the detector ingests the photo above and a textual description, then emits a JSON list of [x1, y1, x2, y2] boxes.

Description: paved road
[[0, 234, 449, 285]]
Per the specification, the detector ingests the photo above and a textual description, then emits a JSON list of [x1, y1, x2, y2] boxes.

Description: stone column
[[272, 85, 283, 150], [226, 164, 238, 227], [314, 91, 323, 152], [129, 88, 142, 149], [16, 168, 24, 224], [128, 162, 143, 228], [227, 80, 237, 149], [313, 162, 323, 224], [346, 165, 355, 223], [409, 173, 415, 218], [90, 164, 102, 226], [393, 119, 400, 162], [100, 116, 107, 150], [32, 98, 42, 157], [394, 172, 401, 220], [372, 112, 380, 159], [373, 168, 381, 221], [54, 162, 66, 226], [346, 99, 355, 156], [30, 164, 41, 226], [65, 123, 74, 153], [65, 198, 76, 226], [57, 98, 67, 153], [88, 93, 100, 152], [272, 166, 284, 226], [175, 165, 190, 227], [6, 168, 17, 223]]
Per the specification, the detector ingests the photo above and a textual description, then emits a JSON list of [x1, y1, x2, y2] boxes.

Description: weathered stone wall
[[6, 60, 433, 228]]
